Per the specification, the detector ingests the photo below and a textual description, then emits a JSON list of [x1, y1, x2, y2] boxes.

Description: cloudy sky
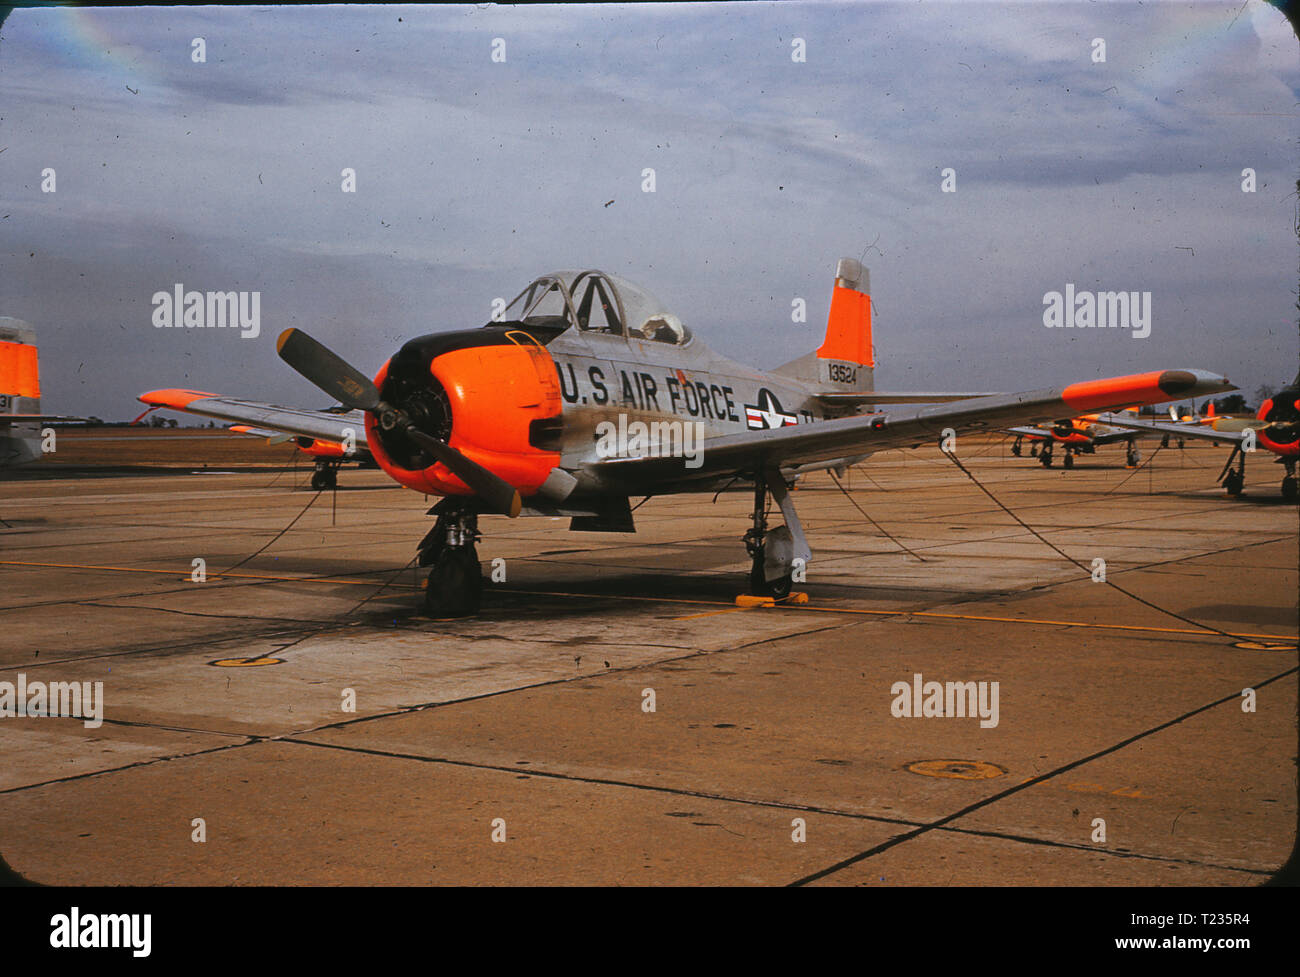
[[1, 1, 1296, 419]]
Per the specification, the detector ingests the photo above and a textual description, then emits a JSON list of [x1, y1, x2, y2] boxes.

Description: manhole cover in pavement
[[904, 759, 1007, 780]]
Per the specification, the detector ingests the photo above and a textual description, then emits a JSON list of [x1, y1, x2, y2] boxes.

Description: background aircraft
[[0, 318, 84, 467], [1096, 373, 1300, 500], [1007, 412, 1148, 469], [140, 259, 1234, 616], [226, 422, 376, 490]]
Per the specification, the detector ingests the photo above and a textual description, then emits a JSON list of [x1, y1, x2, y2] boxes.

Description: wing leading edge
[[1092, 412, 1249, 445], [138, 389, 369, 448], [596, 369, 1234, 484]]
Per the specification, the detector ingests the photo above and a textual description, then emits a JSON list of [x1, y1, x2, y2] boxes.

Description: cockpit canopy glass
[[491, 270, 691, 346]]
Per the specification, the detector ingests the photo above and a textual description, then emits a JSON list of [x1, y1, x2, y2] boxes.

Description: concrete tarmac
[[1, 439, 1295, 885]]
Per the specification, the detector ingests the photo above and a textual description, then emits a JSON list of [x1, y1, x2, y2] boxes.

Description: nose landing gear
[[418, 500, 483, 617], [310, 461, 339, 491]]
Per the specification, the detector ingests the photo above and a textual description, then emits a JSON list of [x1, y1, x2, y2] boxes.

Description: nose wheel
[[425, 545, 482, 617], [310, 462, 339, 491], [418, 501, 483, 617]]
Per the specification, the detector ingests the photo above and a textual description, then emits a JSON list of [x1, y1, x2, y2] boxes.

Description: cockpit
[[490, 270, 692, 346]]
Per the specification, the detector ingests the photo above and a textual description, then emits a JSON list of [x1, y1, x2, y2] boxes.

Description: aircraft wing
[[1089, 428, 1145, 446], [597, 370, 1234, 483], [1007, 425, 1052, 439], [1092, 412, 1248, 445], [816, 391, 996, 406], [138, 389, 370, 448]]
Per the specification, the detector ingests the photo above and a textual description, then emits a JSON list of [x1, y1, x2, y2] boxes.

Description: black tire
[[424, 546, 482, 617], [749, 547, 793, 599], [1063, 453, 1074, 469], [311, 469, 335, 491], [1282, 476, 1297, 502], [1224, 472, 1244, 497], [1040, 453, 1053, 468]]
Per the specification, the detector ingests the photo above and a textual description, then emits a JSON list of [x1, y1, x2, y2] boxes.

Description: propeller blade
[[276, 329, 380, 412], [276, 328, 519, 516], [404, 428, 522, 518]]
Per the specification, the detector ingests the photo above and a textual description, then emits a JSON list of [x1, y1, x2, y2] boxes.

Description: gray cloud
[[0, 1, 1295, 418]]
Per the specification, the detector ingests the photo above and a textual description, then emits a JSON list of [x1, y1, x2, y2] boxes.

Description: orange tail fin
[[0, 337, 41, 400], [817, 258, 873, 368]]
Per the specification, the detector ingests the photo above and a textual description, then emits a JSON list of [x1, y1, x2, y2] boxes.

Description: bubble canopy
[[492, 270, 691, 345]]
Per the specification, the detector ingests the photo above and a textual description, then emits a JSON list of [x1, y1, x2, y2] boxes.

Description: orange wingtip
[[138, 388, 218, 410], [1062, 371, 1199, 413]]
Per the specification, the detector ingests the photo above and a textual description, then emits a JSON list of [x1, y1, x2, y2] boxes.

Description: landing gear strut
[[1220, 446, 1246, 497], [310, 460, 339, 491], [1125, 442, 1140, 468], [1011, 436, 1023, 457], [742, 468, 809, 599], [417, 500, 482, 617]]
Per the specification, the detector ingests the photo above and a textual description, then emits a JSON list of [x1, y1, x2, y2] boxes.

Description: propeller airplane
[[139, 259, 1236, 616]]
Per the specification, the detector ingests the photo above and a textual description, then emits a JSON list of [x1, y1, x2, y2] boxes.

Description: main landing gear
[[742, 467, 811, 599], [1011, 436, 1023, 457], [1219, 449, 1298, 501], [310, 460, 339, 491], [1039, 444, 1054, 467], [417, 499, 483, 617], [1125, 442, 1141, 468], [1220, 445, 1247, 498]]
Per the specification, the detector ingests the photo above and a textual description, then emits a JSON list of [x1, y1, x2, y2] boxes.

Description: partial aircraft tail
[[773, 257, 875, 393], [0, 318, 41, 411]]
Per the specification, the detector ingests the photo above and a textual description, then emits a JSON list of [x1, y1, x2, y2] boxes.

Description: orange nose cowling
[[1256, 396, 1300, 458], [365, 343, 563, 498]]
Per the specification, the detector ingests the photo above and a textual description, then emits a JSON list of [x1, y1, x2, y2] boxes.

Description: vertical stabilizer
[[774, 258, 875, 392], [817, 257, 873, 369]]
